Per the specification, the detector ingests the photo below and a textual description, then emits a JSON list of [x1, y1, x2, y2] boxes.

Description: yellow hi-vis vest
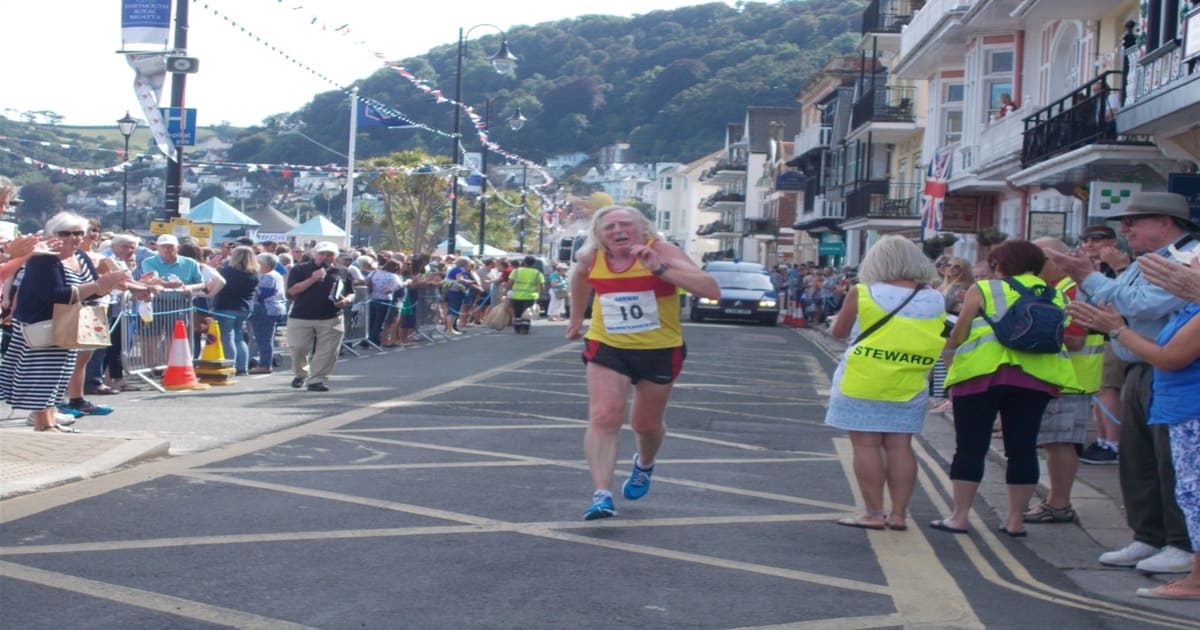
[[1056, 277, 1104, 394], [509, 267, 543, 300], [840, 285, 947, 401], [945, 274, 1078, 391]]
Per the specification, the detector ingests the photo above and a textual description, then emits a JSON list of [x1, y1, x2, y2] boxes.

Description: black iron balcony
[[743, 217, 778, 236], [846, 179, 916, 220], [852, 85, 917, 129], [696, 220, 735, 236], [1021, 71, 1152, 167], [700, 191, 746, 208], [861, 0, 922, 35]]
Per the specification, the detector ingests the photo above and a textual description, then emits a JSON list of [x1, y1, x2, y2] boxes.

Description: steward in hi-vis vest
[[1055, 277, 1104, 394], [840, 284, 946, 402], [945, 274, 1077, 391]]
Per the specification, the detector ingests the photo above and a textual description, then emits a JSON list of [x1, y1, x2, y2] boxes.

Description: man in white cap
[[1048, 191, 1199, 575], [286, 241, 355, 391], [138, 234, 207, 368], [140, 234, 203, 292]]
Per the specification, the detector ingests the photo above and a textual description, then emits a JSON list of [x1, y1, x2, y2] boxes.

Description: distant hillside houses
[[583, 162, 680, 205]]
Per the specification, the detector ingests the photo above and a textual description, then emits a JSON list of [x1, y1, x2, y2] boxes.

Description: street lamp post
[[116, 111, 138, 231], [476, 106, 526, 257], [448, 25, 518, 257], [517, 163, 527, 253]]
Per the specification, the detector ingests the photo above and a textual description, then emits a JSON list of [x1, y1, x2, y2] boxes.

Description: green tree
[[364, 151, 451, 253], [193, 184, 225, 206], [15, 181, 62, 230], [587, 191, 614, 211]]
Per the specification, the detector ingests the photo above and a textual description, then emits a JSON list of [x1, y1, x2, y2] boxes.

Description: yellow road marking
[[833, 438, 984, 628], [911, 440, 1200, 629], [0, 561, 315, 629], [1, 514, 850, 556]]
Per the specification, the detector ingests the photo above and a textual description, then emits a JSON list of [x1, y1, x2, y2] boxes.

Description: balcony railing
[[900, 0, 973, 58], [975, 104, 1027, 169], [846, 181, 921, 220], [696, 220, 735, 236], [743, 217, 778, 235], [852, 85, 917, 129], [862, 0, 923, 35], [844, 179, 889, 219], [1021, 71, 1152, 167], [796, 125, 833, 157], [700, 191, 746, 208]]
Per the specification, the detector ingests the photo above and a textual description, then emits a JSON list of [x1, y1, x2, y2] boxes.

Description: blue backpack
[[980, 278, 1065, 354]]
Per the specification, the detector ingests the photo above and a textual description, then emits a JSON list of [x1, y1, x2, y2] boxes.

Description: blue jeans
[[215, 309, 250, 373], [249, 312, 285, 368]]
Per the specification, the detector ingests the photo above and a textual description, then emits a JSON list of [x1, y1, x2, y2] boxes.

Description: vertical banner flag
[[357, 99, 416, 128], [121, 0, 172, 49], [126, 53, 175, 159], [920, 150, 952, 240]]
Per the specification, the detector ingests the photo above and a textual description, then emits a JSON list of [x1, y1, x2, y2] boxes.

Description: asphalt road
[[1, 321, 1196, 628]]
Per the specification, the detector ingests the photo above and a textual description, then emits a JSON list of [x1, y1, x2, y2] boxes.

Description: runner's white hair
[[577, 205, 656, 258]]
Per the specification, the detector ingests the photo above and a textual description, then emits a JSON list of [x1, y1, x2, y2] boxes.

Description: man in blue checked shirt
[[1049, 191, 1200, 575]]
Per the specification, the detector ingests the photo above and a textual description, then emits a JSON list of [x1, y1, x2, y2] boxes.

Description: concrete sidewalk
[[0, 431, 168, 498]]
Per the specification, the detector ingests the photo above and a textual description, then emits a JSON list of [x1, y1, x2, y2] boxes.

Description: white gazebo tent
[[433, 235, 508, 257], [287, 215, 348, 250]]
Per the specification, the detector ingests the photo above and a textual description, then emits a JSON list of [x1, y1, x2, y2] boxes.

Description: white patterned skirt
[[0, 320, 78, 411]]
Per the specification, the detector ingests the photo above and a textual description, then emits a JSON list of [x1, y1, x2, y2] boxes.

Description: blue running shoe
[[583, 492, 616, 520], [69, 400, 113, 416], [622, 454, 654, 500], [56, 404, 84, 418]]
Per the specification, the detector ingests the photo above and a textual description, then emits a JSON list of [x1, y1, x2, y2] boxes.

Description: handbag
[[52, 286, 111, 350], [484, 303, 512, 330], [21, 320, 55, 348]]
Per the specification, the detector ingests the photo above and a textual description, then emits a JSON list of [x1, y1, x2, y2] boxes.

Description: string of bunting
[[199, 0, 561, 221], [192, 2, 458, 142], [236, 1, 557, 196], [0, 146, 136, 177], [1, 142, 463, 179]]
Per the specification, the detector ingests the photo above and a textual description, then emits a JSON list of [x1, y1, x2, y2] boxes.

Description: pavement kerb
[[798, 324, 1129, 560], [0, 433, 169, 499]]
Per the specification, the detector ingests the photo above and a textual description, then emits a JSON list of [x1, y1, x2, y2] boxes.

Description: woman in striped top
[[0, 212, 131, 432]]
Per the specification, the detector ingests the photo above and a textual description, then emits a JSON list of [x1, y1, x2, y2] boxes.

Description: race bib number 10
[[599, 290, 661, 334]]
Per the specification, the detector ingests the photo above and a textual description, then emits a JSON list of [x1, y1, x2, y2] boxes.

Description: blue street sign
[[164, 107, 198, 146]]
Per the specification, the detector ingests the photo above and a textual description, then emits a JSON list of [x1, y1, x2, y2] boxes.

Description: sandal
[[34, 424, 80, 433], [1022, 501, 1076, 523]]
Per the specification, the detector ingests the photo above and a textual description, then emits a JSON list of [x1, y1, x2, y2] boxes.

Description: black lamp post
[[448, 25, 518, 256], [117, 111, 138, 230], [475, 106, 526, 256]]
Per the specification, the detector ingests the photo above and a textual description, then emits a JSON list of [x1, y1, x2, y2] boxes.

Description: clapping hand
[[1138, 253, 1200, 302], [1065, 301, 1124, 332]]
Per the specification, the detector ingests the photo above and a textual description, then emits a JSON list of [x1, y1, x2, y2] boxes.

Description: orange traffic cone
[[195, 319, 237, 385], [162, 320, 210, 390]]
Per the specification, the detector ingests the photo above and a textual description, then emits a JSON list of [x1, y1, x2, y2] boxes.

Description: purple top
[[950, 364, 1060, 398]]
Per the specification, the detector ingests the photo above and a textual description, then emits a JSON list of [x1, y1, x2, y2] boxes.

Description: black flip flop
[[998, 526, 1027, 538]]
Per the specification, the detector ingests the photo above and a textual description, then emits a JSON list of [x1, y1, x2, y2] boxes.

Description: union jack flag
[[920, 150, 952, 240]]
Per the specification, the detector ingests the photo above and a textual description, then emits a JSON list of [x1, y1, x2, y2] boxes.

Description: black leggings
[[950, 385, 1051, 485]]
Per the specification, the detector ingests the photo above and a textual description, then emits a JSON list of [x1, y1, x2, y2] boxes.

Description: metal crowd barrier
[[340, 286, 379, 355], [118, 290, 195, 393], [412, 286, 448, 343]]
